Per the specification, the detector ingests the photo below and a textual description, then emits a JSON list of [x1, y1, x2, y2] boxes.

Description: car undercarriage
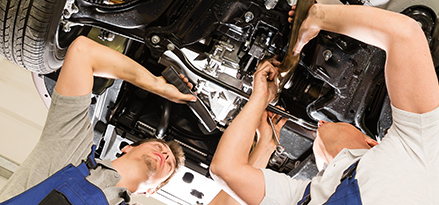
[[2, 0, 439, 204]]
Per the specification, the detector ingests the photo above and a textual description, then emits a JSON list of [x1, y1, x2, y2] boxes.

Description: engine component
[[402, 6, 437, 46], [63, 0, 79, 19], [304, 32, 388, 138], [322, 49, 333, 61], [265, 0, 279, 10], [162, 66, 217, 132], [156, 100, 172, 139], [98, 29, 116, 42], [244, 11, 255, 22], [151, 35, 161, 45]]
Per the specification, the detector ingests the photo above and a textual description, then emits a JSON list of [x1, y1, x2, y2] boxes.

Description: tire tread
[[1, 0, 65, 73]]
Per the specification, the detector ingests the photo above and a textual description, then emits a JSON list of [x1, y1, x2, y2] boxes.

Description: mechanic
[[210, 3, 439, 205], [0, 36, 196, 204]]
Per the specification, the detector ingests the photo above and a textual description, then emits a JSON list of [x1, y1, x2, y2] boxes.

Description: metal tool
[[277, 0, 315, 91], [268, 117, 285, 155]]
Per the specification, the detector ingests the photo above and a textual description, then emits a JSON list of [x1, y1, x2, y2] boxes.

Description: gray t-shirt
[[0, 91, 129, 204], [261, 105, 439, 205]]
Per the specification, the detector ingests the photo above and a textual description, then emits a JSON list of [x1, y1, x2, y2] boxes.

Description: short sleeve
[[41, 90, 92, 141], [260, 168, 310, 205], [0, 91, 94, 201], [388, 104, 439, 163]]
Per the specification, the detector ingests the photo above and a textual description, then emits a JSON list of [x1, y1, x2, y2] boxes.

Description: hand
[[249, 107, 287, 168], [251, 60, 278, 105], [267, 56, 281, 67], [157, 75, 197, 104], [288, 4, 322, 54], [257, 107, 288, 148]]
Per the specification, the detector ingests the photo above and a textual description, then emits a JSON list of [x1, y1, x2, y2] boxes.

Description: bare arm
[[209, 110, 286, 205], [210, 61, 278, 205], [209, 134, 275, 205], [55, 36, 196, 103], [294, 4, 439, 113]]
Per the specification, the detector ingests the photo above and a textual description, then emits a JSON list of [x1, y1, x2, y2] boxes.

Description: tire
[[0, 0, 67, 74]]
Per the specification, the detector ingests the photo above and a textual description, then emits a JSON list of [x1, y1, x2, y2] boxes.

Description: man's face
[[120, 141, 176, 194]]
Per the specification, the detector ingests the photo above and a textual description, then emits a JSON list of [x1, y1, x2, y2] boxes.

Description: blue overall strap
[[325, 160, 362, 205], [85, 144, 98, 169], [297, 182, 312, 205], [297, 160, 362, 205], [0, 145, 109, 205]]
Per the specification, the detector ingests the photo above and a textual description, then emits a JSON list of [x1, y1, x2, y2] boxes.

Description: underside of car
[[1, 0, 439, 204]]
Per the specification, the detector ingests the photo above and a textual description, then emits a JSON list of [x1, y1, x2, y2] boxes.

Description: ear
[[364, 136, 379, 148], [121, 145, 133, 153]]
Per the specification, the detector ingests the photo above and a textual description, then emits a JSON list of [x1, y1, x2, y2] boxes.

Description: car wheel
[[0, 0, 73, 74]]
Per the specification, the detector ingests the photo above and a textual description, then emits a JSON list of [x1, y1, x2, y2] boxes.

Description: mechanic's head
[[113, 138, 185, 195], [313, 120, 378, 170]]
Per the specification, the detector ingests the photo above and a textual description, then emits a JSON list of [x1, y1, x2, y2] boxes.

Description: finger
[[272, 106, 285, 123], [254, 61, 272, 78], [182, 93, 197, 102], [289, 5, 297, 16], [187, 82, 193, 89], [276, 117, 287, 128], [267, 56, 281, 67], [267, 65, 278, 81], [180, 74, 189, 83], [272, 113, 280, 123], [257, 60, 271, 71], [275, 105, 285, 111], [257, 60, 274, 76], [267, 111, 274, 118], [272, 112, 279, 120]]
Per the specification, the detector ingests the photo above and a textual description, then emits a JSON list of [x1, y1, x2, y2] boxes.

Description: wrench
[[268, 117, 285, 155]]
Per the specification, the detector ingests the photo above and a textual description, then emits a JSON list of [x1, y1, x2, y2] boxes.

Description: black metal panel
[[69, 0, 176, 42], [304, 32, 388, 138]]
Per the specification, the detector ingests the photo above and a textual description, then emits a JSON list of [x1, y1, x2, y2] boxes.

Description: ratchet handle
[[162, 66, 192, 95], [161, 66, 217, 132]]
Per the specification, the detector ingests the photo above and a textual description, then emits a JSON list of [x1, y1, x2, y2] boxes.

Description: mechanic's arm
[[209, 110, 286, 205], [55, 36, 196, 103], [293, 4, 439, 113], [210, 61, 278, 205]]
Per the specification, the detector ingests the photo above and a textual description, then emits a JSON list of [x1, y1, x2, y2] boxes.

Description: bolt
[[106, 33, 115, 42], [323, 50, 333, 61], [244, 11, 254, 23], [416, 20, 423, 28], [265, 0, 278, 10], [151, 35, 160, 44], [167, 43, 175, 51], [286, 0, 297, 6], [99, 30, 115, 42]]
